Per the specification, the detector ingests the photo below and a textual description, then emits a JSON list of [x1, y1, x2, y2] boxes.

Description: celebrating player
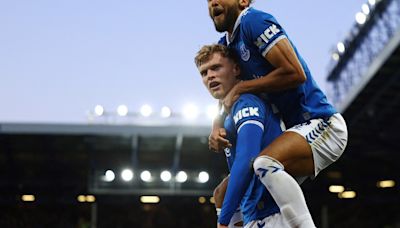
[[195, 44, 314, 228], [206, 0, 348, 227]]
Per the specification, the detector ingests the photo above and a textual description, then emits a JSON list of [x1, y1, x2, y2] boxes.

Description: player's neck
[[227, 26, 234, 36]]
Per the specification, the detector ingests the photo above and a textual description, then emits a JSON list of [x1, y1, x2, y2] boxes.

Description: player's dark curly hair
[[194, 44, 239, 68]]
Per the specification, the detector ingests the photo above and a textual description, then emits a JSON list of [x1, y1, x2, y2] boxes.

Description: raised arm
[[224, 38, 307, 109], [239, 38, 306, 93]]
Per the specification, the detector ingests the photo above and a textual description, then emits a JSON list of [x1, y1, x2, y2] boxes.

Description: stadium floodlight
[[332, 53, 340, 61], [77, 195, 86, 202], [198, 171, 209, 183], [337, 42, 345, 54], [206, 104, 219, 120], [198, 196, 206, 204], [368, 0, 376, 6], [161, 106, 172, 118], [21, 195, 35, 202], [176, 171, 188, 183], [140, 196, 160, 204], [117, 105, 129, 116], [183, 104, 199, 120], [338, 191, 356, 199], [140, 104, 152, 117], [94, 105, 104, 116], [86, 195, 96, 203], [362, 4, 370, 15], [329, 185, 345, 193], [140, 170, 152, 182], [160, 170, 172, 182], [121, 169, 134, 182], [103, 170, 115, 182], [377, 180, 395, 188], [355, 12, 367, 25]]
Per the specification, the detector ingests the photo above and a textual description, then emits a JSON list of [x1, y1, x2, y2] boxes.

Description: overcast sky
[[0, 0, 368, 124]]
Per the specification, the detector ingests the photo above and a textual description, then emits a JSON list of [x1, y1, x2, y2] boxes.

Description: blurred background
[[1, 0, 400, 227]]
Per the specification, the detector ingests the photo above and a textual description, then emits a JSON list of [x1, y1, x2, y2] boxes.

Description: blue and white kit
[[218, 93, 283, 226], [219, 7, 348, 178]]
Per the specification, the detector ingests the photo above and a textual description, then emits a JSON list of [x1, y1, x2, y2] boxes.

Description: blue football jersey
[[219, 93, 281, 225], [219, 7, 336, 128]]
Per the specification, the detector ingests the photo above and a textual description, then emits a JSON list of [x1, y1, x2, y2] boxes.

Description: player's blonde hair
[[194, 44, 238, 68]]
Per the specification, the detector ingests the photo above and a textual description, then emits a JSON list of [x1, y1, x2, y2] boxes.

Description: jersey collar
[[225, 7, 250, 45]]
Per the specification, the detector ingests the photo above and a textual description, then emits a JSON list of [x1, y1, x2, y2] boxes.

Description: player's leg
[[253, 154, 315, 228], [253, 114, 348, 228], [259, 131, 315, 176], [266, 113, 348, 178], [214, 176, 243, 228], [253, 127, 316, 228]]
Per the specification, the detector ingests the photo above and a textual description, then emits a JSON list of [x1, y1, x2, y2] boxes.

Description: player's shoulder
[[233, 93, 265, 111], [231, 93, 266, 126], [237, 93, 263, 103], [241, 7, 277, 25]]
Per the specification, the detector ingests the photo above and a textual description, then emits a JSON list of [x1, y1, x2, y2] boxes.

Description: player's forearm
[[212, 115, 224, 130], [213, 100, 225, 129], [238, 67, 305, 94]]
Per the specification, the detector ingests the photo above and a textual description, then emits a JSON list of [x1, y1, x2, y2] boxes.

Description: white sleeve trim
[[237, 120, 264, 133], [261, 35, 287, 57]]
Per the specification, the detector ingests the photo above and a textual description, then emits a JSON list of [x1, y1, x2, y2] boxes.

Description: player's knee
[[253, 156, 284, 185]]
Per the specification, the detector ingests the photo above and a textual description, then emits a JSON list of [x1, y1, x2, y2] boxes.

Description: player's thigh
[[259, 131, 314, 176], [283, 157, 314, 177]]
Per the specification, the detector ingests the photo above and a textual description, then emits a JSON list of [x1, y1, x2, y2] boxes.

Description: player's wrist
[[236, 80, 249, 95], [216, 208, 221, 216]]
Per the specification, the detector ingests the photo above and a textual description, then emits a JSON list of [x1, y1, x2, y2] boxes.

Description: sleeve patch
[[233, 107, 260, 124], [254, 24, 281, 48]]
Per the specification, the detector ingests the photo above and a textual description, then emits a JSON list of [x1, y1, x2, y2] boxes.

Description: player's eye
[[200, 70, 207, 77], [211, 65, 221, 71]]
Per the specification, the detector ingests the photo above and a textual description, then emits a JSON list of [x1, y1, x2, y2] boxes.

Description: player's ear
[[238, 0, 250, 9], [233, 63, 241, 79]]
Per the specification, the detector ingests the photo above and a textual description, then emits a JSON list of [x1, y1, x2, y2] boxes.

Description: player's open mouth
[[209, 81, 220, 90], [212, 8, 224, 19]]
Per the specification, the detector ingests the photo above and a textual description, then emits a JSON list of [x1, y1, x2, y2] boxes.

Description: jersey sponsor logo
[[239, 42, 250, 61], [233, 107, 259, 124], [224, 147, 231, 157], [254, 24, 281, 48]]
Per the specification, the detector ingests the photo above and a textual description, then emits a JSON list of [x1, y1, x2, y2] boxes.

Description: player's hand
[[222, 82, 241, 112], [217, 224, 228, 228], [209, 128, 232, 153]]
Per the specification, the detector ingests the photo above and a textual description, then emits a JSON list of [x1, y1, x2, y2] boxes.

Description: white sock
[[253, 155, 316, 228]]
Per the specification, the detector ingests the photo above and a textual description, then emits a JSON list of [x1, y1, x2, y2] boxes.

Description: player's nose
[[209, 0, 219, 7], [206, 70, 218, 80]]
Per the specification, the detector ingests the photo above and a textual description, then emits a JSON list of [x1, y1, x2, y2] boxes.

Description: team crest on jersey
[[239, 42, 250, 61], [224, 147, 231, 157]]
